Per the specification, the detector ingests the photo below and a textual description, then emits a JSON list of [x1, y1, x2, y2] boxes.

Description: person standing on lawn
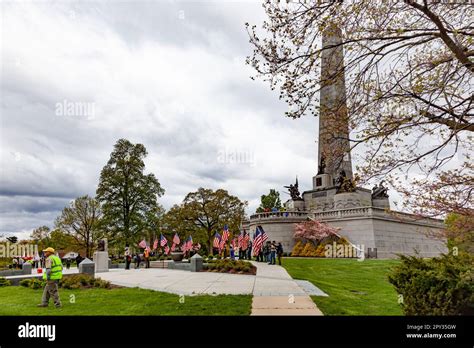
[[268, 241, 277, 265], [37, 247, 63, 308], [277, 242, 284, 265]]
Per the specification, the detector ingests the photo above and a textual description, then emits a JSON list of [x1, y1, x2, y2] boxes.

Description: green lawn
[[0, 286, 252, 316], [283, 258, 403, 315]]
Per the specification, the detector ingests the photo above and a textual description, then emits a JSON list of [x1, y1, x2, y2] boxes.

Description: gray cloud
[[0, 1, 319, 240]]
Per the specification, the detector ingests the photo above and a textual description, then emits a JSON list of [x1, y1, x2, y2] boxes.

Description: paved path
[[97, 268, 256, 295], [250, 262, 323, 316], [96, 261, 323, 315]]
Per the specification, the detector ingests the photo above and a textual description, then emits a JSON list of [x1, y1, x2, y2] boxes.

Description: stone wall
[[371, 218, 447, 258], [247, 207, 447, 259], [248, 212, 307, 253]]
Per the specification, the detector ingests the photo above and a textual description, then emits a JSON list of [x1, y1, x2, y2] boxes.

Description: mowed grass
[[0, 286, 252, 316], [283, 258, 403, 315]]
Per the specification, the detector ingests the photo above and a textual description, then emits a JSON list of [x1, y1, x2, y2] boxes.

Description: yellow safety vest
[[43, 255, 63, 280]]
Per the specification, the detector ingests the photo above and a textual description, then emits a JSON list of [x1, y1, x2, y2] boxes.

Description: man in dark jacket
[[277, 242, 284, 265]]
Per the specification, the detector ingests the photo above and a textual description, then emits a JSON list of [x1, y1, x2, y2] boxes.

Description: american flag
[[238, 232, 243, 248], [160, 234, 168, 247], [222, 225, 230, 242], [261, 227, 268, 244], [213, 232, 221, 248], [153, 237, 158, 250], [138, 239, 147, 249], [173, 233, 180, 245], [252, 226, 267, 256], [171, 243, 176, 252], [164, 245, 170, 254], [220, 225, 230, 250], [242, 232, 249, 250], [185, 236, 193, 251]]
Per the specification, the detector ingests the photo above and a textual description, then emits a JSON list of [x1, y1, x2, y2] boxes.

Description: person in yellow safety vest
[[37, 247, 63, 308]]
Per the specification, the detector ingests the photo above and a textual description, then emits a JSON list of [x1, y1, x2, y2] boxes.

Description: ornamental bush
[[19, 278, 44, 289], [59, 274, 111, 289], [291, 241, 304, 256], [0, 277, 11, 287], [388, 253, 474, 315], [204, 259, 256, 275]]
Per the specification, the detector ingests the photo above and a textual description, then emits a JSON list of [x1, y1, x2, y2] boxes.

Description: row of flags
[[138, 233, 198, 255], [137, 225, 268, 256]]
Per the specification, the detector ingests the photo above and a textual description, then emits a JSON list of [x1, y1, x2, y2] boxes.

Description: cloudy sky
[[0, 1, 401, 240]]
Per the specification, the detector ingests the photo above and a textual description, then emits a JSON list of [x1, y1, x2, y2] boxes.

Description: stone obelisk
[[315, 24, 353, 188]]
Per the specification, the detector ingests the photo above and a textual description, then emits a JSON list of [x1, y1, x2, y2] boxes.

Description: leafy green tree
[[142, 204, 166, 248], [30, 226, 51, 250], [48, 229, 78, 252], [256, 189, 282, 213], [96, 139, 165, 247], [445, 213, 474, 254], [162, 188, 247, 254], [55, 195, 103, 258]]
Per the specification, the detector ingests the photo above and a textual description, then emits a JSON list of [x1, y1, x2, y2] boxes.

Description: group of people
[[10, 255, 43, 269], [227, 240, 283, 265], [124, 246, 151, 270], [255, 241, 284, 265]]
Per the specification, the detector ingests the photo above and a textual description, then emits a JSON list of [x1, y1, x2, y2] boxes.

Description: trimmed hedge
[[19, 274, 111, 290], [60, 274, 111, 289], [20, 278, 44, 289], [204, 259, 256, 275], [388, 253, 474, 315]]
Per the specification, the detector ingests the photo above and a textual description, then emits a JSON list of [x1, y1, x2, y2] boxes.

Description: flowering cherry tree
[[294, 220, 340, 244]]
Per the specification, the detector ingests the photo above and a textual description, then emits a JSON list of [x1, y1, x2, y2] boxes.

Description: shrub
[[19, 279, 30, 287], [389, 253, 474, 315], [204, 259, 255, 274], [291, 241, 304, 256], [59, 274, 111, 289], [300, 242, 316, 257], [208, 254, 213, 259], [19, 278, 44, 289], [0, 277, 11, 287]]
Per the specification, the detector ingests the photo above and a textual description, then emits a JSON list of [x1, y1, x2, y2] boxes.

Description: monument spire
[[317, 24, 353, 186]]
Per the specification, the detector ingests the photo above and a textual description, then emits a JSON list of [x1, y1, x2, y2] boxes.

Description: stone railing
[[312, 206, 444, 226], [249, 211, 308, 220], [249, 206, 443, 227], [312, 206, 374, 219]]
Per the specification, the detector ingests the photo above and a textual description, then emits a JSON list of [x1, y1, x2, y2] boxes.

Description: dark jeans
[[269, 251, 276, 265], [145, 258, 150, 268], [125, 258, 131, 269], [277, 254, 282, 265]]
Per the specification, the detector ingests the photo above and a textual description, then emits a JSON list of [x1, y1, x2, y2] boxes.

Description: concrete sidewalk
[[96, 261, 324, 315], [97, 268, 256, 295], [250, 261, 323, 316]]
